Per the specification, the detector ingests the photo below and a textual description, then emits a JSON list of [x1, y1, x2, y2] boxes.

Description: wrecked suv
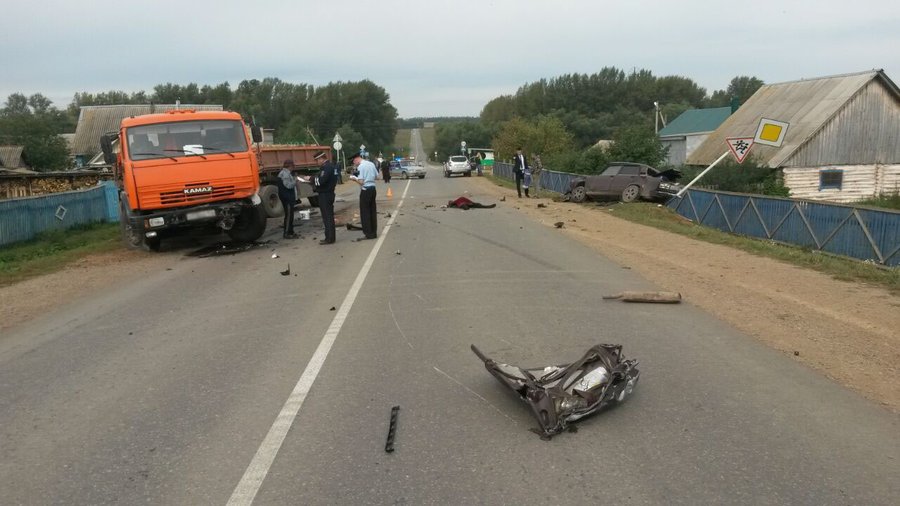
[[567, 162, 681, 203]]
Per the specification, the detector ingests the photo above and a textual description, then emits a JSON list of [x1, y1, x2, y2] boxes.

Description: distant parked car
[[390, 159, 426, 179], [444, 155, 471, 177], [567, 162, 682, 203]]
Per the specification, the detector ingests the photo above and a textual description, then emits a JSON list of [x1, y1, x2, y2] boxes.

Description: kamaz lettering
[[184, 186, 213, 195]]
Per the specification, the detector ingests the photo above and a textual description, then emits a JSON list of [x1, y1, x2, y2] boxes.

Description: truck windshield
[[126, 120, 247, 161]]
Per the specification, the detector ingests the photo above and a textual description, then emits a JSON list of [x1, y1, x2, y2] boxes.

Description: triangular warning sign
[[725, 137, 754, 164]]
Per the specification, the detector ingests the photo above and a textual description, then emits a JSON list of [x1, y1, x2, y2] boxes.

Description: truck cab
[[104, 110, 266, 250]]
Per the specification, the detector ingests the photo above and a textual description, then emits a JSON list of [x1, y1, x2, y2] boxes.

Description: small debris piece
[[280, 264, 291, 276], [602, 291, 682, 303], [794, 350, 800, 356], [500, 196, 506, 202], [395, 250, 401, 255], [385, 406, 400, 453], [554, 222, 564, 228], [537, 203, 546, 208], [330, 306, 336, 311], [271, 253, 279, 259]]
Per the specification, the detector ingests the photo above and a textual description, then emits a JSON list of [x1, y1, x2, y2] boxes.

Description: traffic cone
[[386, 186, 393, 199]]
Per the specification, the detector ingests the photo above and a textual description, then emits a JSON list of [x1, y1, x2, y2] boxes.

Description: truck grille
[[159, 183, 236, 205]]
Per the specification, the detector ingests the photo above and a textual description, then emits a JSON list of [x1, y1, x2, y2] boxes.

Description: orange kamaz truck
[[100, 109, 286, 250]]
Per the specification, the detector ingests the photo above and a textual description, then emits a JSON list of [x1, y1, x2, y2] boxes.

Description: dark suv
[[567, 162, 682, 203]]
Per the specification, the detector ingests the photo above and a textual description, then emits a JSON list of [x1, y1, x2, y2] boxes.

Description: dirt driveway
[[472, 178, 900, 413], [3, 182, 898, 412]]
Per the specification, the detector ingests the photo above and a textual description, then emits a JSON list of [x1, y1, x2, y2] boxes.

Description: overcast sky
[[3, 0, 898, 118]]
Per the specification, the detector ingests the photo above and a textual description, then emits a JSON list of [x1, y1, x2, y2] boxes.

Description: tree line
[[433, 68, 768, 183], [1, 78, 399, 171]]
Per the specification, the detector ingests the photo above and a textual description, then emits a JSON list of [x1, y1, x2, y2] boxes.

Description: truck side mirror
[[100, 134, 116, 165], [250, 125, 262, 143]]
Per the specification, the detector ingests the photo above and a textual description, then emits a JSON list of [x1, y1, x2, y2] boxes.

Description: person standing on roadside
[[277, 159, 298, 239], [380, 157, 391, 184], [312, 151, 338, 244], [513, 147, 528, 198], [531, 153, 543, 197], [348, 152, 378, 240]]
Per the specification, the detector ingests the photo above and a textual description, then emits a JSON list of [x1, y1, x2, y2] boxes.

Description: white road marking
[[226, 181, 412, 506]]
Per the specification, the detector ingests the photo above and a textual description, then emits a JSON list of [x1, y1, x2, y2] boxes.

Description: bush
[[678, 156, 787, 196]]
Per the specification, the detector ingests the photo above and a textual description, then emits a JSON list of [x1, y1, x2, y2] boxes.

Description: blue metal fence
[[667, 189, 900, 267], [0, 181, 119, 246], [493, 162, 576, 194], [493, 162, 900, 267]]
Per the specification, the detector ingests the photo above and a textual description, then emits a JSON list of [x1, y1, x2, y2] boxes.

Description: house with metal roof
[[71, 104, 223, 166], [0, 145, 28, 169], [658, 107, 732, 166], [688, 70, 900, 203]]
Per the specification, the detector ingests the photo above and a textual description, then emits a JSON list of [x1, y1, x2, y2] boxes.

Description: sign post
[[675, 151, 730, 198]]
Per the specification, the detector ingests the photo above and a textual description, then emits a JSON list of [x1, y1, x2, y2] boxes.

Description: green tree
[[480, 95, 516, 125], [491, 116, 573, 161], [1, 93, 71, 171], [434, 121, 493, 161], [607, 125, 668, 166], [707, 76, 764, 107]]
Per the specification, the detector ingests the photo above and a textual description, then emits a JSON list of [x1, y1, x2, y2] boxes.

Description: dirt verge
[[474, 178, 900, 412]]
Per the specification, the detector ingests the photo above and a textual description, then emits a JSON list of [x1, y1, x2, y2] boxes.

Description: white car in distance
[[444, 155, 472, 177]]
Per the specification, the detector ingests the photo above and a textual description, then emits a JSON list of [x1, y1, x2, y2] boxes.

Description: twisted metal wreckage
[[471, 344, 640, 439]]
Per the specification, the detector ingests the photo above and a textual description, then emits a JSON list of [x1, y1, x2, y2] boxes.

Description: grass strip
[[0, 223, 122, 287]]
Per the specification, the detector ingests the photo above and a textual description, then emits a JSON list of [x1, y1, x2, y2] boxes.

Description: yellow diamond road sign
[[754, 117, 789, 147]]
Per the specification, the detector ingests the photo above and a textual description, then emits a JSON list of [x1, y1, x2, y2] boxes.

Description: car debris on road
[[471, 344, 639, 439]]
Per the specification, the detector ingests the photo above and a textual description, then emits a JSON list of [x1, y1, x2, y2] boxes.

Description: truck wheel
[[307, 195, 319, 208], [119, 200, 145, 249], [227, 205, 267, 242], [621, 185, 641, 203], [259, 185, 283, 218]]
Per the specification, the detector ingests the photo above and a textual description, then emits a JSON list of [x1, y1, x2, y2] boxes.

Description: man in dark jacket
[[312, 151, 338, 244], [512, 147, 528, 198], [380, 158, 391, 184], [277, 159, 298, 238]]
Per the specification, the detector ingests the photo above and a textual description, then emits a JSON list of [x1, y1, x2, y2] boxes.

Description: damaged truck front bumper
[[472, 344, 639, 439]]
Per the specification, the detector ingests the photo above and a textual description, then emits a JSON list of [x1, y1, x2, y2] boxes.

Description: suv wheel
[[621, 185, 641, 203], [570, 185, 587, 203]]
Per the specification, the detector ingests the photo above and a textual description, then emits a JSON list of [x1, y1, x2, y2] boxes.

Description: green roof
[[658, 107, 732, 137]]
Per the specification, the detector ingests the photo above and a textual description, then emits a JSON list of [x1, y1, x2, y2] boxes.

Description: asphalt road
[[1, 131, 898, 505]]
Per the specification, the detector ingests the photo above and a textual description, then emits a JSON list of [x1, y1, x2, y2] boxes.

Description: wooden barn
[[687, 70, 900, 203]]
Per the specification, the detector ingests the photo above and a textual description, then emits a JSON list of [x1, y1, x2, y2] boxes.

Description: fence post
[[102, 180, 119, 222]]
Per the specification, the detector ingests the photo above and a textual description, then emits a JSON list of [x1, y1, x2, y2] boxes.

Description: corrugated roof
[[0, 145, 26, 168], [687, 70, 897, 167], [658, 107, 732, 137], [71, 104, 223, 156]]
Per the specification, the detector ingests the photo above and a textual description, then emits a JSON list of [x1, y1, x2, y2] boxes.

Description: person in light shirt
[[348, 153, 378, 240]]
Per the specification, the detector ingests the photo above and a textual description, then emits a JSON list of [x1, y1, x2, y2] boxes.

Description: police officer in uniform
[[312, 151, 338, 244]]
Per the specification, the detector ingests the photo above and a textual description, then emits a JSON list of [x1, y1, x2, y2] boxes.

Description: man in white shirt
[[349, 153, 379, 240]]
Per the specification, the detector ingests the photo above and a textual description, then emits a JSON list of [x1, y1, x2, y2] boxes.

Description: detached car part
[[471, 344, 639, 439]]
